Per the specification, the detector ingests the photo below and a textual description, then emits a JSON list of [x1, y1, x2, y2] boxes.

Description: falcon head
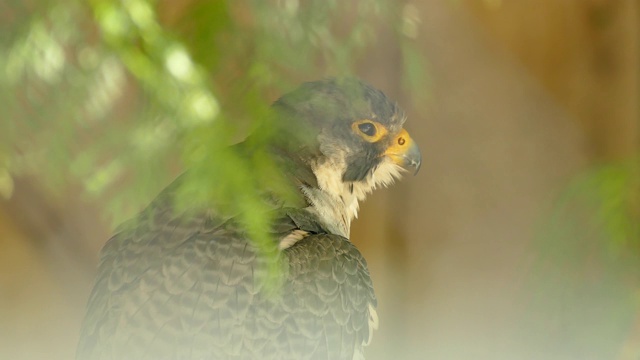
[[272, 78, 421, 237]]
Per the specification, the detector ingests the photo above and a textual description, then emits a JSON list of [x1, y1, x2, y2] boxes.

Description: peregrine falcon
[[77, 78, 421, 360]]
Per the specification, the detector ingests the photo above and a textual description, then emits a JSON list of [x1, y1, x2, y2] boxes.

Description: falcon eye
[[352, 119, 388, 142], [358, 122, 376, 137]]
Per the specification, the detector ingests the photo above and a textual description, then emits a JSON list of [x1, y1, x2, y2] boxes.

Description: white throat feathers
[[301, 156, 404, 238]]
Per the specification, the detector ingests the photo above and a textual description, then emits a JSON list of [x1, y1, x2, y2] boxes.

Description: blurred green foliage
[[528, 157, 640, 356], [0, 0, 425, 271]]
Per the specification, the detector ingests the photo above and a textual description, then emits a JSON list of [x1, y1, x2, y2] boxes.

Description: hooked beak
[[383, 128, 422, 175]]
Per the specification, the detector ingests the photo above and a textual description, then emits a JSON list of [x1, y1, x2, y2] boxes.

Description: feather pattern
[[77, 198, 376, 360]]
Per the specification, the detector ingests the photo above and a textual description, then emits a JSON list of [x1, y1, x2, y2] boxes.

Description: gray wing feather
[[77, 206, 376, 360]]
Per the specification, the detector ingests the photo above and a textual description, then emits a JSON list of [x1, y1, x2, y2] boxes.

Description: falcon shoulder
[[77, 203, 377, 360]]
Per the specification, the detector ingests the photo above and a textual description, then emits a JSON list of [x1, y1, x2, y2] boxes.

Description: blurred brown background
[[2, 1, 639, 359]]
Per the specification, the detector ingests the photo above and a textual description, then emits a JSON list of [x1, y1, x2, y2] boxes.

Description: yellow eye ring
[[352, 120, 388, 142]]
